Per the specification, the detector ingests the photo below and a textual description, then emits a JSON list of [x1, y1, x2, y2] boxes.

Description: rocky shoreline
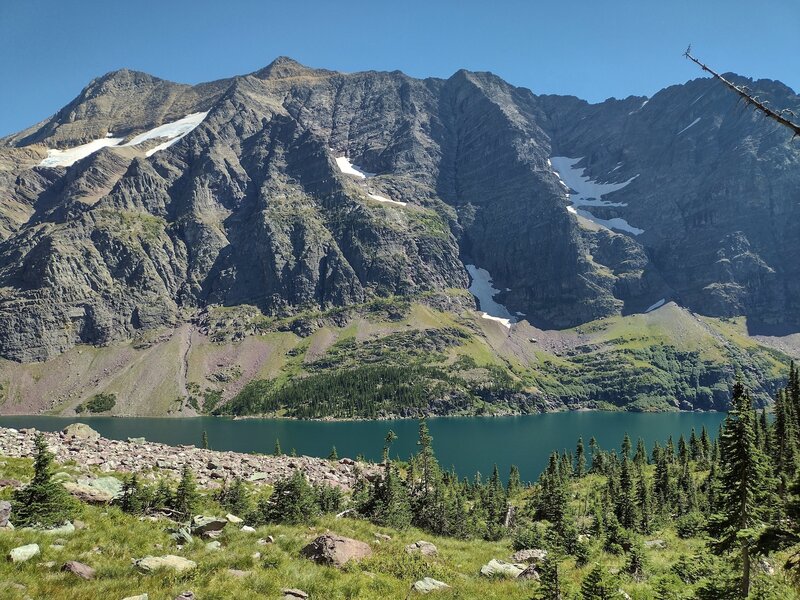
[[0, 425, 380, 491]]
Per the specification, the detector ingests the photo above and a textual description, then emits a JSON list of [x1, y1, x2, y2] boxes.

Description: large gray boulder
[[510, 548, 547, 564], [191, 515, 228, 537], [301, 533, 372, 567], [9, 543, 40, 563], [133, 555, 197, 573], [479, 559, 526, 578], [63, 477, 123, 503], [62, 423, 100, 440], [412, 577, 451, 593]]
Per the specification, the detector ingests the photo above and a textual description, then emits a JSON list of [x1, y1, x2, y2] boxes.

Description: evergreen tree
[[581, 564, 618, 599], [172, 464, 199, 519], [216, 476, 250, 516], [575, 437, 587, 477], [621, 433, 632, 459], [633, 438, 648, 467], [636, 463, 652, 534], [537, 554, 564, 600], [153, 478, 172, 510], [273, 438, 282, 456], [256, 471, 319, 524], [12, 433, 78, 527], [507, 464, 522, 496], [328, 446, 338, 460], [616, 455, 638, 529], [119, 473, 145, 515], [708, 379, 773, 597], [201, 430, 209, 450]]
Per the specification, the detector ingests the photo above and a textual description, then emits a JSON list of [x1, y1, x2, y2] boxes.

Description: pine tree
[[633, 438, 647, 467], [708, 379, 774, 597], [576, 437, 586, 477], [201, 430, 209, 450], [636, 463, 652, 534], [507, 464, 522, 496], [581, 564, 617, 599], [172, 464, 199, 519], [537, 554, 564, 600], [328, 446, 338, 460], [616, 455, 638, 529], [621, 433, 632, 459], [119, 473, 145, 515], [257, 470, 319, 524], [153, 478, 172, 510], [273, 438, 282, 456], [626, 541, 647, 581], [12, 433, 78, 527]]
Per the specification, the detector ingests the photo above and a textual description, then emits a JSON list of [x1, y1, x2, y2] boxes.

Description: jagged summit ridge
[[0, 60, 795, 365]]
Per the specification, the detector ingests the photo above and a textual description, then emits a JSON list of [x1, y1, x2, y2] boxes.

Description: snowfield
[[646, 298, 666, 313], [335, 156, 374, 178], [368, 193, 407, 207], [125, 111, 209, 156], [550, 156, 643, 235], [39, 137, 124, 168], [465, 264, 516, 329], [38, 112, 209, 167]]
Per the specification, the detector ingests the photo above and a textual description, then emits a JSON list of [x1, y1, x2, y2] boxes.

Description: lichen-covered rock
[[61, 560, 95, 580], [133, 555, 196, 573], [479, 559, 526, 578], [412, 577, 451, 593], [9, 543, 39, 563], [62, 423, 100, 440], [405, 540, 438, 556]]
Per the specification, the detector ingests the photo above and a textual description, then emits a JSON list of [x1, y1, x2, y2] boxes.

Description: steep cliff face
[[0, 57, 797, 370]]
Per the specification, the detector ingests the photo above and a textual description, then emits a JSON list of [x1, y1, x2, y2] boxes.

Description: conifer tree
[[708, 379, 773, 597], [119, 473, 145, 515], [636, 463, 652, 534], [621, 433, 632, 459], [201, 430, 209, 450], [537, 554, 564, 600], [633, 438, 647, 467], [273, 438, 282, 456], [576, 437, 586, 477], [507, 464, 522, 495], [328, 446, 338, 460], [172, 464, 199, 519], [12, 434, 78, 527], [616, 455, 638, 529], [581, 564, 617, 599]]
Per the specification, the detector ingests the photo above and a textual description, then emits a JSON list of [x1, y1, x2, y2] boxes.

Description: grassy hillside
[[0, 296, 793, 417]]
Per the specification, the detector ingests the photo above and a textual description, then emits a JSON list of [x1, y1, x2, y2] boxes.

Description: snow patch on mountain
[[335, 156, 374, 178], [39, 137, 124, 167], [646, 298, 666, 313], [466, 264, 516, 329], [38, 112, 209, 166], [550, 156, 643, 235], [678, 117, 701, 135], [125, 111, 209, 156], [368, 193, 407, 207]]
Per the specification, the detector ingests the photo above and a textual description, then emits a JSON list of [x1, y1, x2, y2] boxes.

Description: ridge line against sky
[[1, 0, 798, 137]]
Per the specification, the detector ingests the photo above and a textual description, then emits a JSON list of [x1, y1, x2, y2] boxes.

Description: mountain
[[0, 57, 797, 417]]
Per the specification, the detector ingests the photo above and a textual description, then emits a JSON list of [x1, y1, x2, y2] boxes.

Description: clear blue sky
[[1, 0, 798, 137]]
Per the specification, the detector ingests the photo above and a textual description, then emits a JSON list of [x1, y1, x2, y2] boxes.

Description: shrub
[[76, 392, 117, 413], [251, 471, 319, 525], [675, 511, 706, 538]]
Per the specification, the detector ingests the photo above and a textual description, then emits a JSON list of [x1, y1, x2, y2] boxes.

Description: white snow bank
[[465, 264, 516, 329], [38, 111, 209, 167], [39, 137, 124, 168], [645, 298, 666, 313], [124, 111, 209, 156], [368, 193, 407, 207], [335, 156, 374, 178], [677, 117, 701, 135], [550, 156, 643, 235]]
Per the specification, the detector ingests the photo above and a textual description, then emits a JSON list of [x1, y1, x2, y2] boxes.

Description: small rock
[[40, 521, 75, 535], [9, 544, 40, 563], [412, 577, 450, 593], [374, 533, 392, 541], [121, 595, 149, 600], [405, 540, 437, 556], [205, 540, 222, 551], [251, 551, 261, 560], [282, 589, 309, 599], [479, 559, 526, 578], [510, 548, 547, 564], [50, 545, 65, 551], [174, 593, 195, 600], [227, 568, 251, 578], [62, 560, 95, 580], [0, 500, 11, 527], [169, 526, 193, 545], [127, 437, 146, 444], [225, 513, 243, 524], [644, 539, 666, 549], [241, 525, 256, 533], [517, 564, 540, 580], [133, 555, 197, 573]]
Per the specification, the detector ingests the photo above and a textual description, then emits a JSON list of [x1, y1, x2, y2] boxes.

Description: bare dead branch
[[684, 47, 800, 138]]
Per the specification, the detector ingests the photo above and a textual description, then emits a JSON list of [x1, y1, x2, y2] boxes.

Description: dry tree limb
[[684, 46, 800, 137]]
